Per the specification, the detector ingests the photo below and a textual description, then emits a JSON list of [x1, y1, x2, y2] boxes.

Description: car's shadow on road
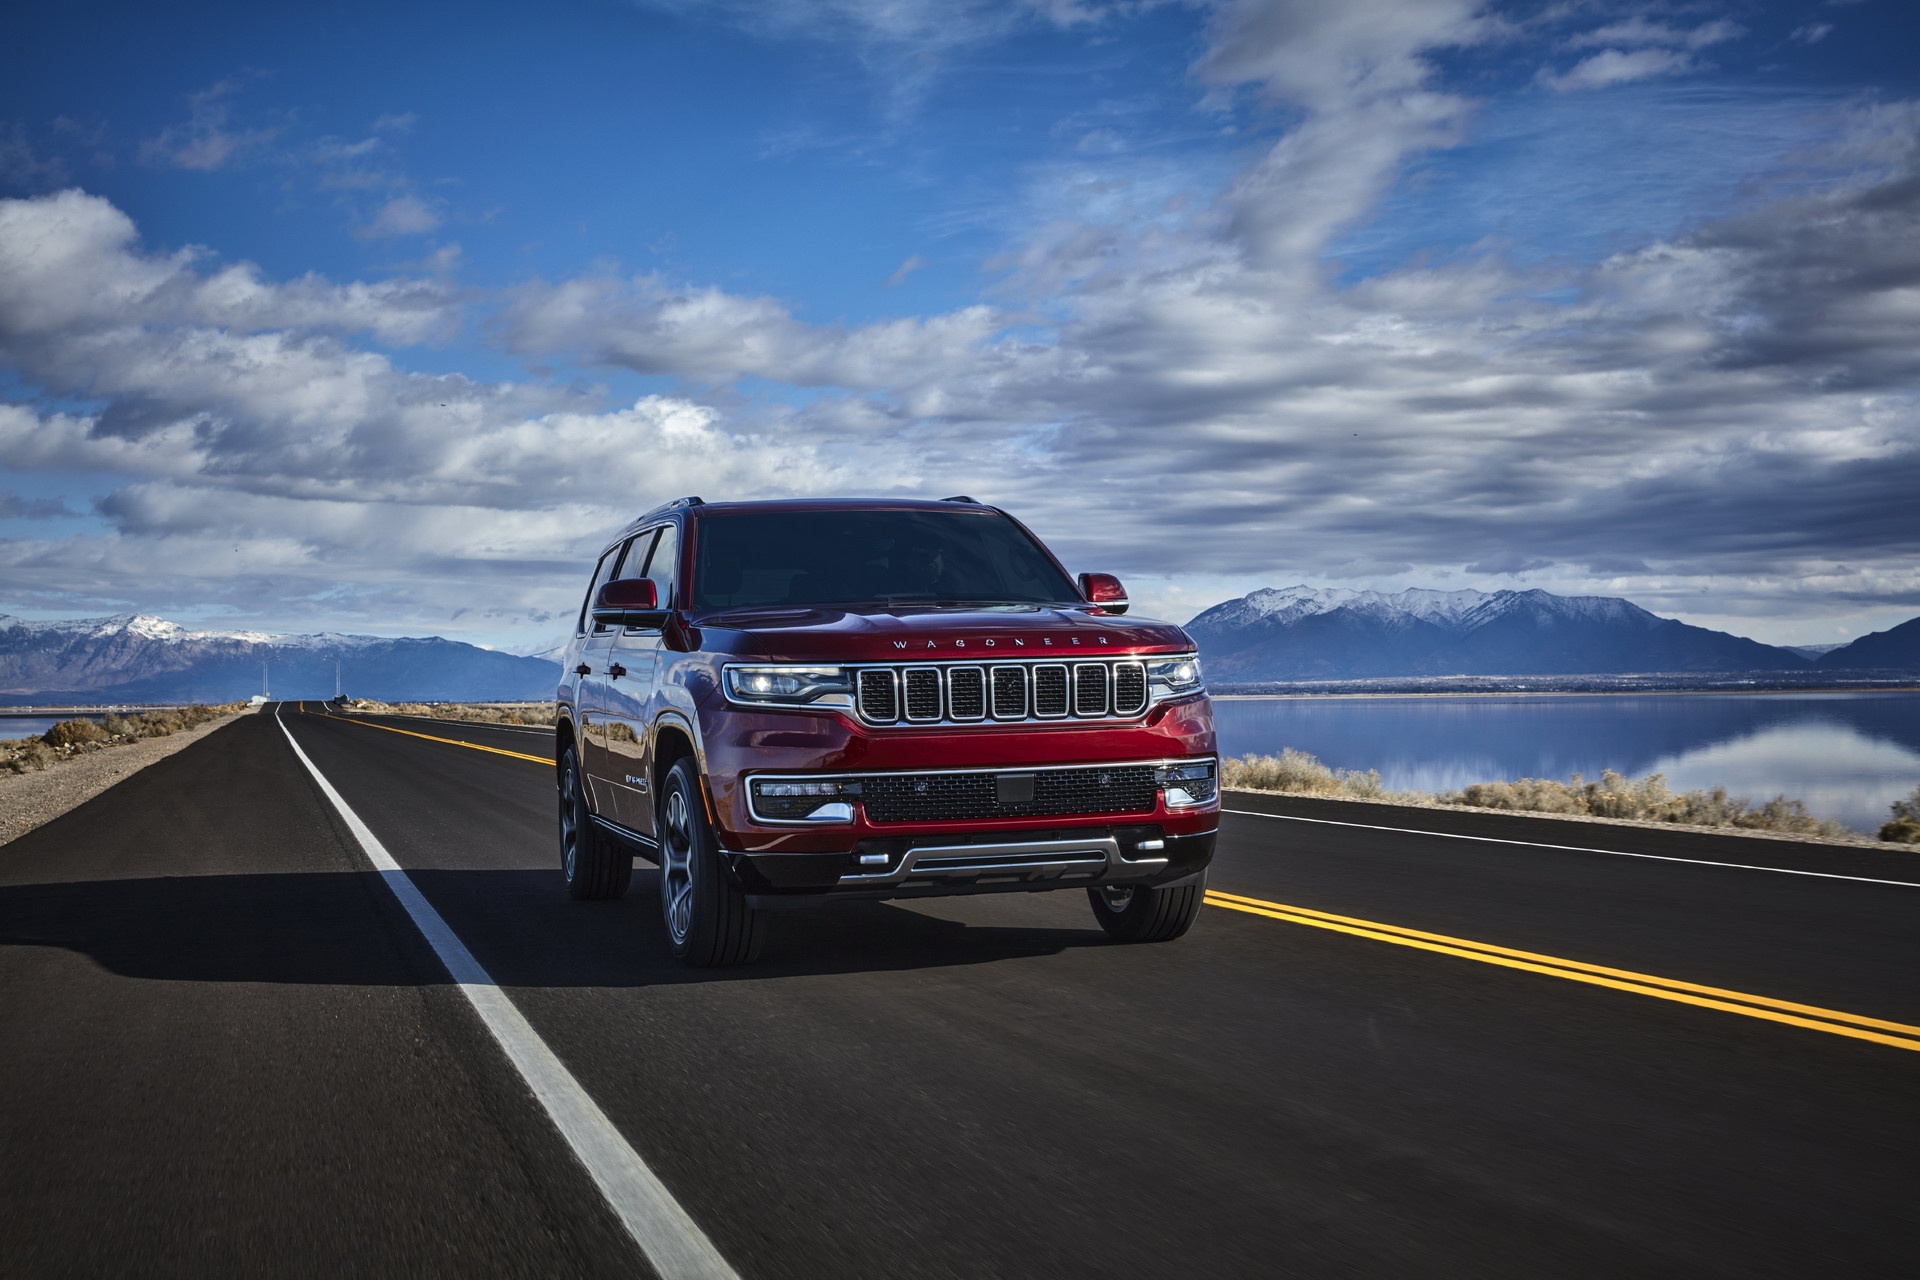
[[0, 868, 1108, 987]]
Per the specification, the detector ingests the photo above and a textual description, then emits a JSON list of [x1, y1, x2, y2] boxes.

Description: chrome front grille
[[903, 668, 942, 721], [857, 669, 898, 721], [853, 660, 1153, 727]]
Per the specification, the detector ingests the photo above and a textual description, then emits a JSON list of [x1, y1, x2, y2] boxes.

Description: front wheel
[[559, 746, 631, 900], [656, 758, 765, 967], [1088, 872, 1206, 943]]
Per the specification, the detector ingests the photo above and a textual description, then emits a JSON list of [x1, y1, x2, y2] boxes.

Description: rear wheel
[[559, 745, 631, 900], [657, 758, 765, 967], [1088, 872, 1206, 942]]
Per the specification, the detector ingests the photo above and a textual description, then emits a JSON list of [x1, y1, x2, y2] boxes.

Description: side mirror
[[1078, 572, 1129, 614], [592, 578, 670, 629]]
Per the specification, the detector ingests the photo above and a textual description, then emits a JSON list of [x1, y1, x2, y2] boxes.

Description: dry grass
[[2, 702, 247, 774], [1222, 749, 1866, 841], [343, 699, 558, 727]]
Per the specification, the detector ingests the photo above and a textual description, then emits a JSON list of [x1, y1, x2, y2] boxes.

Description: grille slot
[[1031, 664, 1069, 717], [990, 666, 1027, 719], [850, 659, 1170, 726], [857, 669, 898, 722], [903, 668, 943, 721], [862, 765, 1158, 823], [946, 667, 986, 720], [1073, 664, 1108, 716]]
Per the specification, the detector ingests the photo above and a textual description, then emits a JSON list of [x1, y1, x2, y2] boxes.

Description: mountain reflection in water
[[1211, 691, 1920, 833]]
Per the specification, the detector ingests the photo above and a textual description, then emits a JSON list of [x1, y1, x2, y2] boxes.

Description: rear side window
[[577, 536, 641, 635], [639, 524, 678, 607]]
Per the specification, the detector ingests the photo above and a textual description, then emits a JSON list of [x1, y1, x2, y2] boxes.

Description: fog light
[[750, 777, 862, 822], [1155, 760, 1217, 807]]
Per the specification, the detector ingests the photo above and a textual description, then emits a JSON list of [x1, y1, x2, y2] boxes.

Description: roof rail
[[666, 495, 704, 509], [941, 494, 980, 504]]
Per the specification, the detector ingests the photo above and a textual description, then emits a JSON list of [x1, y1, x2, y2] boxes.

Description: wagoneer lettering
[[554, 496, 1216, 967]]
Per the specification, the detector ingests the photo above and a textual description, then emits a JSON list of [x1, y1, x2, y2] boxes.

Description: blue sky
[[2, 0, 1917, 648]]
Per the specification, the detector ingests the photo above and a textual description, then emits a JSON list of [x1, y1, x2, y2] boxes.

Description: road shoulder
[[0, 707, 257, 847]]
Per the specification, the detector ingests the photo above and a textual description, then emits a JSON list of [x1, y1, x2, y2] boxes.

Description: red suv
[[555, 497, 1217, 966]]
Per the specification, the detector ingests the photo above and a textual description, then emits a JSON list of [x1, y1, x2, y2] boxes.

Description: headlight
[[723, 665, 854, 709], [1147, 654, 1204, 699], [749, 776, 862, 822], [1155, 759, 1217, 807]]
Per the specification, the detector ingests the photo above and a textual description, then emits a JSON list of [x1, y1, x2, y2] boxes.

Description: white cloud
[[355, 194, 442, 240], [1564, 17, 1744, 51], [5, 13, 1919, 644], [1538, 47, 1696, 93], [138, 79, 276, 171], [1790, 23, 1833, 45], [882, 254, 927, 287]]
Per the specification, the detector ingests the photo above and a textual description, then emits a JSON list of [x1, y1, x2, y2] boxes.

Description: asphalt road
[[2, 704, 1915, 1278]]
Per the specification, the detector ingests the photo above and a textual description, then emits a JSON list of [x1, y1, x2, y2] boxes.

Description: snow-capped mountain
[[0, 613, 563, 704], [1185, 587, 1813, 680]]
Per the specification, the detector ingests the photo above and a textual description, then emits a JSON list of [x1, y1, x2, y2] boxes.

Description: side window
[[640, 523, 679, 607], [579, 538, 638, 635]]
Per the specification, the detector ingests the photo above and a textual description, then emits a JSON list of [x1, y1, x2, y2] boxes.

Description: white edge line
[[1220, 807, 1920, 889], [274, 706, 738, 1280]]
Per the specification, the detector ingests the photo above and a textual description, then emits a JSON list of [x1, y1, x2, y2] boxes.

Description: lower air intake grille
[[861, 765, 1158, 823]]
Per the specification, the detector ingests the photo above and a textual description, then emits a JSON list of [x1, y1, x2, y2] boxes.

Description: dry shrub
[[4, 740, 58, 773], [1222, 749, 1396, 800], [1226, 751, 1855, 838], [42, 719, 109, 749], [1880, 786, 1920, 843]]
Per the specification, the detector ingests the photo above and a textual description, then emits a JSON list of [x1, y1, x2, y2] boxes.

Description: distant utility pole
[[261, 658, 270, 701], [331, 656, 342, 699]]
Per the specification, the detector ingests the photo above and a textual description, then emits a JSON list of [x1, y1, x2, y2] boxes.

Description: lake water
[[1211, 690, 1920, 834]]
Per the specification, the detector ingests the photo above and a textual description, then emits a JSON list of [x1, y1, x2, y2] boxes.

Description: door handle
[[609, 663, 628, 679], [573, 664, 592, 676]]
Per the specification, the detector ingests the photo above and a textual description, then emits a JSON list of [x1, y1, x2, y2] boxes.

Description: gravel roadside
[[0, 707, 258, 847]]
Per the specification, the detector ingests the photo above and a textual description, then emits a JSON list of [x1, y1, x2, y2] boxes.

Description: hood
[[686, 603, 1193, 663]]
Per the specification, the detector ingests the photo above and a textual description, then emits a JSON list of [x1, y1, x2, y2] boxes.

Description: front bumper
[[729, 825, 1215, 906]]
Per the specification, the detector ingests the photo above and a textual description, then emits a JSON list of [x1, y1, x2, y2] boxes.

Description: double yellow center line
[[1206, 890, 1920, 1053], [294, 706, 1920, 1054], [307, 707, 552, 764]]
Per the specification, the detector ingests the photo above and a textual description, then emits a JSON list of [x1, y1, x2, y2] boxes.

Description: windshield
[[691, 509, 1080, 611]]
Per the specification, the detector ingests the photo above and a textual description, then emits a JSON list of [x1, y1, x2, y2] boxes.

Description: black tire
[[657, 758, 765, 967], [559, 745, 632, 900], [1087, 872, 1206, 943]]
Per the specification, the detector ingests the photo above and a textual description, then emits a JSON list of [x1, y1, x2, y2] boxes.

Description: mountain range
[[1184, 587, 1918, 682], [0, 614, 560, 705], [2, 591, 1914, 703]]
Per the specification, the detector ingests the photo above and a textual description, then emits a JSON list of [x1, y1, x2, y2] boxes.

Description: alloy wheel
[[660, 787, 696, 944]]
